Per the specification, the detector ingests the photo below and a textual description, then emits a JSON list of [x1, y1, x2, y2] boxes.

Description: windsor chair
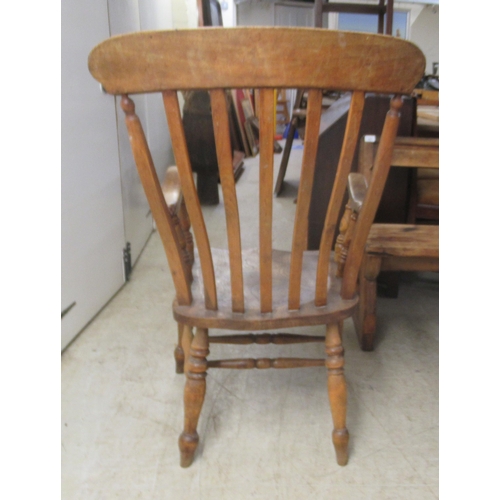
[[88, 27, 425, 468]]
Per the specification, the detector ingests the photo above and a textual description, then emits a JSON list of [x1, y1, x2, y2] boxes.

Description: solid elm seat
[[174, 248, 357, 331], [88, 27, 425, 469]]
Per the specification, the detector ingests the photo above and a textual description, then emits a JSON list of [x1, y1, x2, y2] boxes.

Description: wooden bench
[[355, 223, 438, 350]]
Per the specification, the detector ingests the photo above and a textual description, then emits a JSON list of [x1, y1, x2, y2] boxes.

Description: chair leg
[[354, 255, 382, 351], [325, 322, 349, 466], [174, 323, 194, 374], [179, 327, 209, 468], [174, 323, 185, 374]]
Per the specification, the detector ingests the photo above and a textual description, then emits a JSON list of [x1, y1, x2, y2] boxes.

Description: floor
[[61, 141, 439, 499]]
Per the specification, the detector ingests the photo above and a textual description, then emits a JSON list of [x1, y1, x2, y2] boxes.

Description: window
[[338, 10, 409, 38]]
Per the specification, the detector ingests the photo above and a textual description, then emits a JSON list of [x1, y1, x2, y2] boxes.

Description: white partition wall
[[62, 0, 175, 350]]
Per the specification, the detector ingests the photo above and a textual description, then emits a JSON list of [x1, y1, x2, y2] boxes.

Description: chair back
[[88, 27, 425, 314]]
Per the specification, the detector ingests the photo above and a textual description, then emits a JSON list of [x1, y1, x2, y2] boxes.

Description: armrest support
[[161, 165, 194, 281]]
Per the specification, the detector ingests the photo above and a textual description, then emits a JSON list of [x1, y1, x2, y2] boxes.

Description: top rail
[[89, 28, 425, 95]]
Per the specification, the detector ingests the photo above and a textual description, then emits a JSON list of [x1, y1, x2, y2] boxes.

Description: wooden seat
[[335, 135, 439, 351], [175, 248, 357, 331], [88, 27, 424, 468]]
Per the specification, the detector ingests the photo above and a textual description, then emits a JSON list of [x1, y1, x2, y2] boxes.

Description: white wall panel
[[61, 0, 126, 350], [108, 0, 154, 267]]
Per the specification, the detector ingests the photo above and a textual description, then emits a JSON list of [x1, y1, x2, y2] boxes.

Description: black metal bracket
[[123, 242, 132, 281]]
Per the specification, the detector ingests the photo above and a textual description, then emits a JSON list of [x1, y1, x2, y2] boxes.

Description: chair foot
[[178, 327, 208, 468], [179, 431, 199, 468], [333, 428, 349, 466]]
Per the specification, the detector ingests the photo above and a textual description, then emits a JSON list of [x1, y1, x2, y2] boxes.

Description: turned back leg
[[325, 322, 349, 465], [179, 327, 209, 467]]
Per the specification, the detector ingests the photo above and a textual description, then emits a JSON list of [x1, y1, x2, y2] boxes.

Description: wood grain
[[88, 28, 425, 95], [366, 224, 439, 258], [258, 89, 275, 313]]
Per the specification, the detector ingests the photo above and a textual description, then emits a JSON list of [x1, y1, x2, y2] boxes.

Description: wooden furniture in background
[[409, 88, 439, 222], [314, 0, 394, 33], [88, 27, 425, 468], [335, 135, 439, 351], [307, 94, 416, 250]]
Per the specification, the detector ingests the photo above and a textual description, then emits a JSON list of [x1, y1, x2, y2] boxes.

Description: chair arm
[[162, 165, 183, 213], [160, 165, 194, 281], [347, 172, 368, 214]]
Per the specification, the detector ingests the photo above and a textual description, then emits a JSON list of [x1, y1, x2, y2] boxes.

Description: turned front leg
[[179, 327, 209, 468], [326, 322, 349, 466]]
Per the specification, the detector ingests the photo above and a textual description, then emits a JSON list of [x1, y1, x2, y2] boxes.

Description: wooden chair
[[88, 27, 424, 467], [335, 135, 439, 351]]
